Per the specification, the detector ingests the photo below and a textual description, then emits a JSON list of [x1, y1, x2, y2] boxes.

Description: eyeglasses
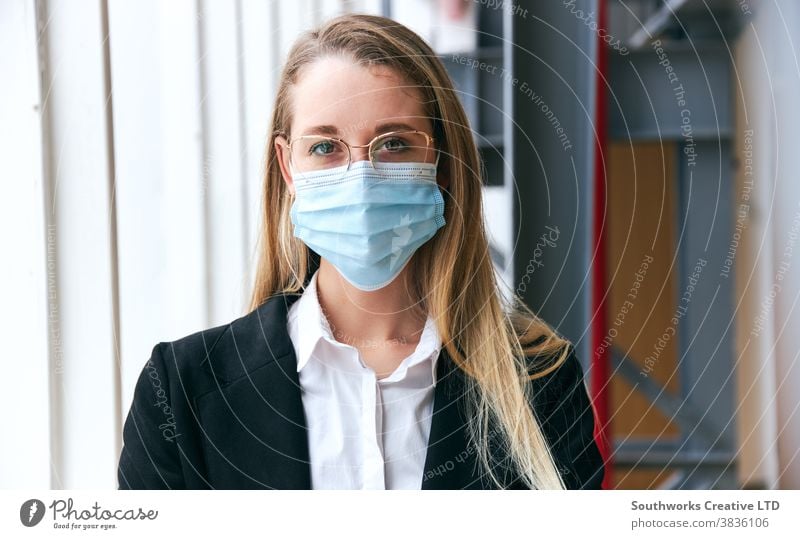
[[277, 129, 439, 178]]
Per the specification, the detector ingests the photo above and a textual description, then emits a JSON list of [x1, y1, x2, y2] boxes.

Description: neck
[[315, 259, 425, 343]]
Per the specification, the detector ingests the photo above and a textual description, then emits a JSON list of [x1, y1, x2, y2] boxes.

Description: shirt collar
[[288, 269, 443, 386]]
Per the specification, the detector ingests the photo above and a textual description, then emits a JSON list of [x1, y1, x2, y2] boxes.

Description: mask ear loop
[[285, 152, 298, 198], [286, 148, 301, 194], [419, 144, 441, 179]]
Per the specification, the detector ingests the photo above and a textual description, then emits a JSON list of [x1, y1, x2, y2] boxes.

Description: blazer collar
[[199, 291, 487, 489]]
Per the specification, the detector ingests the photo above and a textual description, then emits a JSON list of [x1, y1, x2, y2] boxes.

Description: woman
[[117, 13, 604, 490]]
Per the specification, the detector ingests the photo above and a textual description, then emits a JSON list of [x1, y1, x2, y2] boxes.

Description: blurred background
[[2, 0, 799, 489]]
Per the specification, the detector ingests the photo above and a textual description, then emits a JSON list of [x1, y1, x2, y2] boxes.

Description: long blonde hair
[[249, 13, 572, 489]]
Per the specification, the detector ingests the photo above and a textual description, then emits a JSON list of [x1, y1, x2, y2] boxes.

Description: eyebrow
[[300, 121, 422, 137], [373, 122, 418, 134], [302, 125, 340, 136]]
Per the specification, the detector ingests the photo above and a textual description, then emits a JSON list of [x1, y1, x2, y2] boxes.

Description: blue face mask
[[289, 159, 446, 291]]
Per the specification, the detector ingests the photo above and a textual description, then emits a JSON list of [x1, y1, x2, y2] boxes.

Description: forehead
[[289, 56, 432, 137]]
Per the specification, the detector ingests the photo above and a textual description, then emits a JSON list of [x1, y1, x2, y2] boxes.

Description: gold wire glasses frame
[[276, 129, 439, 176]]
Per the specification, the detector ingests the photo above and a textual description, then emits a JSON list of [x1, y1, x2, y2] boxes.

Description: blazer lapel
[[196, 293, 312, 489], [420, 347, 485, 489]]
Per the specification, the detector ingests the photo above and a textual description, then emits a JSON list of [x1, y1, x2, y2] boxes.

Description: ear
[[274, 135, 295, 195]]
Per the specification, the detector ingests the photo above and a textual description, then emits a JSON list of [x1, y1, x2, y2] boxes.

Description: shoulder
[[527, 343, 587, 400], [526, 343, 592, 426], [154, 320, 230, 373], [525, 344, 591, 432], [526, 344, 606, 489], [135, 292, 303, 397]]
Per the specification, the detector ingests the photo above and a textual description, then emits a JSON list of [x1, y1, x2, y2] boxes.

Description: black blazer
[[117, 291, 605, 489]]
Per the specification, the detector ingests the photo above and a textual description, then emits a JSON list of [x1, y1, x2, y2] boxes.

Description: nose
[[350, 144, 370, 163]]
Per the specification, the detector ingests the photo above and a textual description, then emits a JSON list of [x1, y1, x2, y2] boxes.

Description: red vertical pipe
[[591, 0, 612, 489]]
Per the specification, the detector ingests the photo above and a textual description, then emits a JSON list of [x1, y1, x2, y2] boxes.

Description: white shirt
[[286, 269, 442, 489]]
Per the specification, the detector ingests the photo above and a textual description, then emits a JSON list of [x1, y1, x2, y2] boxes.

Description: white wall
[[0, 0, 52, 489]]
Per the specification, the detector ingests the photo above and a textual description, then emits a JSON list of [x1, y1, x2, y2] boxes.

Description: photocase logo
[[20, 499, 45, 527]]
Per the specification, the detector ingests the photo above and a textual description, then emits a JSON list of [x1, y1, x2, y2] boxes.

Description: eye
[[308, 140, 337, 156], [377, 136, 410, 152]]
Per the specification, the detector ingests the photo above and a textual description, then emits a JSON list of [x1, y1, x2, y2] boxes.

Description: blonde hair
[[249, 13, 572, 489]]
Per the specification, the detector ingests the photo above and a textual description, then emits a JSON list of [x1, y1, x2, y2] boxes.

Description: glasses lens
[[370, 132, 436, 169], [291, 136, 349, 173]]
